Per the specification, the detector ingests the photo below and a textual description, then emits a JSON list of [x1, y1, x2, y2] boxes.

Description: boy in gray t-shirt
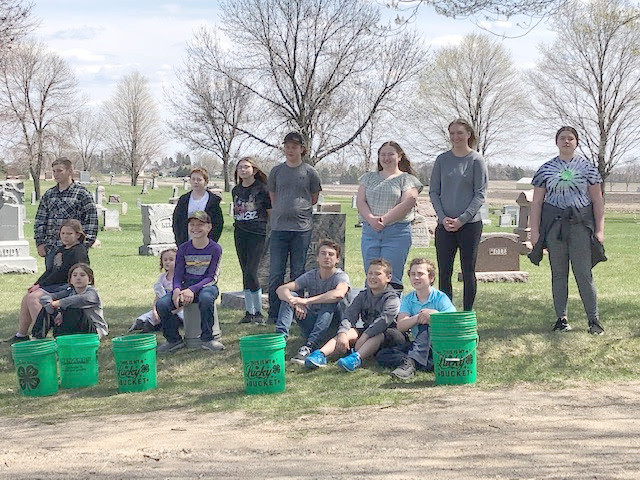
[[267, 132, 322, 321], [275, 240, 351, 365]]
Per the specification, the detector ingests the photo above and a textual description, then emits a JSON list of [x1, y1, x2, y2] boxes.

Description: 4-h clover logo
[[17, 365, 40, 391], [140, 364, 150, 374], [272, 364, 281, 374]]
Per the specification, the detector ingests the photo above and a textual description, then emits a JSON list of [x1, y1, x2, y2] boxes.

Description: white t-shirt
[[188, 192, 209, 215]]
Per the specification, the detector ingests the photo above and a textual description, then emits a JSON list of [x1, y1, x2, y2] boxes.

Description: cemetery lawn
[[1, 180, 639, 420]]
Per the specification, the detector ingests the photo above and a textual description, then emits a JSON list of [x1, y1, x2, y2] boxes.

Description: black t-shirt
[[35, 243, 90, 287], [232, 181, 271, 235]]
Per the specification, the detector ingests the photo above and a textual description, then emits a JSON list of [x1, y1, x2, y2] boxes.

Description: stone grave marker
[[79, 171, 91, 184], [95, 185, 106, 206], [110, 174, 114, 185], [1, 180, 26, 222], [151, 175, 158, 189], [108, 194, 121, 203], [351, 195, 357, 209], [102, 209, 121, 231], [503, 205, 519, 226], [141, 179, 148, 194], [172, 185, 179, 198], [139, 203, 177, 255], [460, 232, 528, 282], [316, 202, 341, 213], [182, 178, 188, 190], [121, 202, 128, 215], [0, 203, 37, 274], [31, 191, 36, 205], [499, 214, 512, 227], [411, 214, 430, 248], [480, 204, 492, 225]]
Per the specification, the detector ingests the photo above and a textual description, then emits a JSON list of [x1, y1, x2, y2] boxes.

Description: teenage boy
[[305, 258, 400, 372], [156, 211, 224, 353], [34, 157, 98, 270], [378, 258, 456, 380], [267, 132, 322, 323], [275, 239, 352, 365]]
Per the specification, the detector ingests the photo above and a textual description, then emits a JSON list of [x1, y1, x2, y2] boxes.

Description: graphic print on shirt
[[234, 194, 259, 222], [184, 254, 213, 276], [533, 157, 601, 209]]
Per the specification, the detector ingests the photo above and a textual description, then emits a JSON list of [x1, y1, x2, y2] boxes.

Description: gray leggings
[[546, 221, 599, 323]]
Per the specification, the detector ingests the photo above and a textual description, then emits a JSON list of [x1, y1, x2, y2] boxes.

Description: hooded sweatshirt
[[337, 284, 400, 337]]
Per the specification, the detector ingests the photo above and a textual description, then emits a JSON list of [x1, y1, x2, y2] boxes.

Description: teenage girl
[[232, 156, 271, 324], [9, 219, 89, 343], [35, 263, 107, 339], [129, 248, 183, 333]]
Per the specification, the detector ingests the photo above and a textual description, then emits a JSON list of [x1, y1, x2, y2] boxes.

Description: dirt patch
[[2, 382, 640, 479]]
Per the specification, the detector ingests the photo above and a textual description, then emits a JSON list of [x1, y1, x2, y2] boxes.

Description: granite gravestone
[[0, 203, 37, 274], [139, 203, 177, 255], [151, 175, 158, 190], [79, 171, 91, 184], [480, 204, 492, 225], [121, 202, 128, 215], [1, 180, 26, 222], [182, 178, 188, 190], [462, 233, 528, 282], [141, 180, 148, 194], [221, 212, 347, 310], [499, 214, 512, 227], [411, 214, 431, 248], [316, 202, 341, 213], [102, 209, 121, 231], [503, 205, 519, 226], [95, 186, 106, 206], [108, 194, 121, 203]]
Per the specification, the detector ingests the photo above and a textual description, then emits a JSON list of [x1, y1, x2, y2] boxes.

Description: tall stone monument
[[0, 202, 37, 274], [139, 203, 177, 255]]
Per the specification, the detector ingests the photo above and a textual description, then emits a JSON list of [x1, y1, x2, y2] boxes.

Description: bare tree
[[411, 33, 526, 160], [618, 158, 640, 192], [0, 1, 35, 57], [529, 0, 640, 184], [202, 0, 426, 165], [103, 71, 164, 186], [167, 33, 250, 192], [388, 0, 567, 19], [0, 42, 79, 198], [65, 106, 103, 171]]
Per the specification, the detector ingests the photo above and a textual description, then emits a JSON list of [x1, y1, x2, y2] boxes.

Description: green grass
[[1, 181, 639, 419]]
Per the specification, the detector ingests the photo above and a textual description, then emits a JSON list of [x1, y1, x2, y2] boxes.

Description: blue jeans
[[268, 230, 313, 318], [361, 222, 412, 286], [275, 292, 340, 348], [157, 285, 219, 343], [407, 325, 433, 369]]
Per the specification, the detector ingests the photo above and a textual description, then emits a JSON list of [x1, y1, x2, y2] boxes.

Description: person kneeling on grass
[[305, 258, 400, 372], [377, 258, 456, 381], [275, 239, 353, 365], [157, 211, 224, 354]]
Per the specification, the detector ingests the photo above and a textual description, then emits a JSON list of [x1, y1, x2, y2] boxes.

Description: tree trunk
[[30, 166, 41, 200], [223, 153, 230, 192]]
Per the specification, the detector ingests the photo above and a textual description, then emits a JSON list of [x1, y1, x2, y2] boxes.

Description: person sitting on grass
[[33, 263, 107, 339], [8, 219, 90, 344], [377, 258, 456, 381], [129, 248, 182, 334], [275, 239, 353, 365], [156, 211, 224, 354], [305, 258, 400, 372]]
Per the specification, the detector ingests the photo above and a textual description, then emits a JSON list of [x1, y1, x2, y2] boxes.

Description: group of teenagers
[[7, 120, 607, 379]]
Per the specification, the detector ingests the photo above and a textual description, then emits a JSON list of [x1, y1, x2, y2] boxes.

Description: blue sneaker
[[305, 350, 327, 369], [337, 352, 361, 372]]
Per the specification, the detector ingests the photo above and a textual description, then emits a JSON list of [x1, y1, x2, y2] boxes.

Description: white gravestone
[[0, 203, 37, 274], [503, 205, 519, 226], [480, 204, 492, 225], [31, 191, 37, 205], [139, 203, 177, 255], [411, 214, 431, 248], [79, 171, 91, 184], [141, 180, 148, 194], [95, 185, 106, 206], [102, 209, 121, 231], [499, 214, 512, 228], [121, 202, 128, 215]]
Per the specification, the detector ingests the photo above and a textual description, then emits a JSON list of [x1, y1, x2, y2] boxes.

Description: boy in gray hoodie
[[305, 258, 400, 372]]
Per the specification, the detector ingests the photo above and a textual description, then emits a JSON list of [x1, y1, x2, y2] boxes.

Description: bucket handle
[[442, 336, 479, 363]]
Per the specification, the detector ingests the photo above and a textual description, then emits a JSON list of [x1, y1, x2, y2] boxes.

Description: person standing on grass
[[528, 126, 606, 335], [356, 141, 422, 287], [34, 157, 97, 271], [275, 239, 352, 365], [376, 258, 456, 381], [157, 211, 224, 354], [305, 258, 400, 373], [172, 167, 224, 246], [429, 119, 488, 311], [267, 132, 322, 323], [232, 156, 271, 325]]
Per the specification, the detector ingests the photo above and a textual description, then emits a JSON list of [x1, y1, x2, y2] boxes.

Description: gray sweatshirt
[[429, 150, 488, 225], [338, 285, 400, 337], [40, 286, 108, 338]]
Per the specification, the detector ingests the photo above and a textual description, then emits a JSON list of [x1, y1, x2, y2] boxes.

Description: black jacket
[[172, 190, 224, 246], [528, 202, 606, 268]]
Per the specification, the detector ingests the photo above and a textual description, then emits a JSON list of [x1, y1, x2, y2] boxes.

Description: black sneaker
[[290, 345, 312, 365], [239, 312, 253, 324], [553, 317, 572, 332], [588, 319, 605, 335], [391, 357, 416, 381], [252, 313, 266, 326], [5, 334, 30, 345]]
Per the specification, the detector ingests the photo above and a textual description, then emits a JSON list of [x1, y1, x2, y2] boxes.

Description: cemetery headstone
[[503, 205, 519, 226], [499, 214, 512, 228], [139, 203, 177, 255], [480, 204, 491, 225], [110, 174, 114, 185], [172, 185, 179, 198], [79, 171, 91, 184], [108, 194, 121, 203], [316, 202, 341, 213], [141, 179, 148, 194], [1, 180, 26, 222], [151, 175, 158, 190], [351, 195, 357, 209], [121, 202, 128, 215], [31, 191, 36, 205], [0, 203, 37, 274], [95, 186, 106, 206], [460, 233, 528, 283], [102, 209, 121, 231], [182, 178, 188, 190], [411, 214, 430, 248]]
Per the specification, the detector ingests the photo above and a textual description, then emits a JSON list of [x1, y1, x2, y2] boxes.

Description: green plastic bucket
[[239, 333, 286, 395], [56, 334, 100, 389], [112, 334, 157, 393], [432, 333, 478, 386], [11, 339, 58, 397]]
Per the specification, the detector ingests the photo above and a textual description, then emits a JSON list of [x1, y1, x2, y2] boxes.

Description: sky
[[30, 0, 558, 166]]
